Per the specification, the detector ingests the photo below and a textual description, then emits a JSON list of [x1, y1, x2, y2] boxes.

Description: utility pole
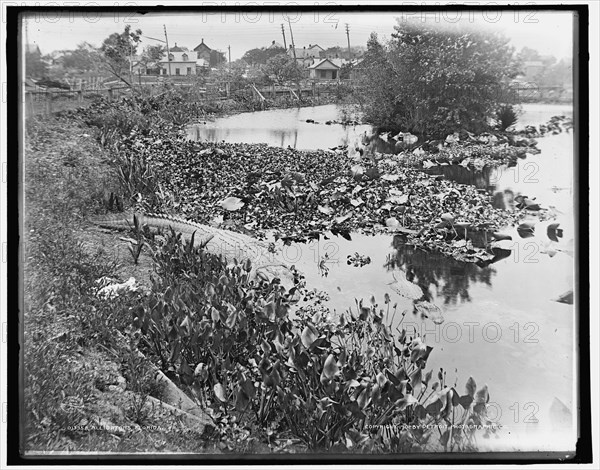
[[287, 19, 296, 61], [345, 23, 351, 61], [287, 18, 301, 97], [280, 23, 287, 49], [228, 45, 231, 67], [129, 39, 134, 87], [24, 18, 29, 80], [163, 24, 171, 77]]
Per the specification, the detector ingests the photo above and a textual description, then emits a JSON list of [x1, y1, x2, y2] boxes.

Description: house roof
[[289, 46, 322, 59], [268, 40, 283, 49], [160, 51, 197, 64], [170, 43, 185, 52], [194, 39, 212, 52], [160, 51, 198, 65], [308, 58, 341, 70]]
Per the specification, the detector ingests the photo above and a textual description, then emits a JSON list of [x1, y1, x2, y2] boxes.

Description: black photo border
[[4, 2, 592, 466]]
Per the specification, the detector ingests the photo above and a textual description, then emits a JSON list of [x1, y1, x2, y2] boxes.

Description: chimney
[[272, 40, 275, 45]]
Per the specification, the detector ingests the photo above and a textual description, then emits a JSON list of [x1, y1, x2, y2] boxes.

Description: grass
[[21, 113, 221, 454]]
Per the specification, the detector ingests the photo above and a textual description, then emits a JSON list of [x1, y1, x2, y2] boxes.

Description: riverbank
[[23, 116, 218, 453], [24, 110, 498, 454], [81, 93, 530, 264], [24, 91, 569, 454]]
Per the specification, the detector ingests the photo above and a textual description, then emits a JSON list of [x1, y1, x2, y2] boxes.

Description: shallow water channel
[[188, 103, 575, 451]]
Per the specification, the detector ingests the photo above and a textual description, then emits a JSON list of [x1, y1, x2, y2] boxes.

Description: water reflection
[[385, 235, 497, 306], [187, 104, 370, 150], [187, 103, 574, 451]]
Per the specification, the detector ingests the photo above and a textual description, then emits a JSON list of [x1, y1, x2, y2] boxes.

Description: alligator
[[90, 212, 297, 289]]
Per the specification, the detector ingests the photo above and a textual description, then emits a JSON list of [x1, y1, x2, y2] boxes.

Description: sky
[[23, 9, 574, 61]]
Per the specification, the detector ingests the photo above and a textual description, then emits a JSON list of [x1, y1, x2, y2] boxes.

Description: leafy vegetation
[[58, 90, 533, 266], [262, 53, 304, 86], [495, 104, 519, 131], [25, 45, 47, 79], [24, 75, 541, 453], [242, 46, 287, 67], [100, 25, 143, 87], [356, 23, 519, 138], [132, 230, 496, 451], [23, 110, 500, 453], [24, 115, 171, 451]]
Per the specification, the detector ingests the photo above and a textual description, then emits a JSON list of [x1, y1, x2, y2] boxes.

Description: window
[[175, 68, 180, 75], [168, 54, 174, 61], [182, 53, 188, 62], [319, 70, 327, 79], [187, 67, 192, 75], [162, 68, 167, 75], [332, 70, 337, 80]]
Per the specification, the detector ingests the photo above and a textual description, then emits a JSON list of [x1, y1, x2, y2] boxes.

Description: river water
[[188, 103, 576, 452]]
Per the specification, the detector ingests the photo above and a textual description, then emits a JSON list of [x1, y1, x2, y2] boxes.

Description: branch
[[104, 62, 133, 88]]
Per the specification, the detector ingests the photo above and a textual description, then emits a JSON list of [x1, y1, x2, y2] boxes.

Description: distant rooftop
[[268, 40, 283, 49]]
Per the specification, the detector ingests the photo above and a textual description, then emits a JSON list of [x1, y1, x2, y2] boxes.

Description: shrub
[[132, 232, 496, 452], [356, 24, 519, 139], [495, 104, 519, 131]]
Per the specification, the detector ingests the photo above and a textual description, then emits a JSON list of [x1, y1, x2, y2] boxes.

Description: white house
[[159, 50, 199, 76], [308, 58, 342, 80]]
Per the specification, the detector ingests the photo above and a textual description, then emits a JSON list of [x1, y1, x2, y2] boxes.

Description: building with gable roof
[[193, 39, 226, 67], [307, 58, 342, 80], [153, 39, 224, 75], [288, 43, 325, 67]]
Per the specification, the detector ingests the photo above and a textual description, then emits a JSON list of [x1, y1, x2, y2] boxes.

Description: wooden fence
[[24, 87, 130, 117], [253, 79, 355, 100], [24, 77, 358, 117]]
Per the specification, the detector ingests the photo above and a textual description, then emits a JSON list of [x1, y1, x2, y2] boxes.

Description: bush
[[132, 231, 496, 452], [356, 24, 519, 139], [495, 104, 519, 131]]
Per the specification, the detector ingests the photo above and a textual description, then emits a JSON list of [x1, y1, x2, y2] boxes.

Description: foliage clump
[[495, 104, 519, 131], [131, 231, 497, 451], [356, 23, 519, 138]]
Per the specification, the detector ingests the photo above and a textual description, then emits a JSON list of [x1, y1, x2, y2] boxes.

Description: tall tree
[[357, 23, 519, 138], [211, 62, 248, 93], [140, 44, 165, 74], [242, 46, 286, 67], [100, 25, 142, 87], [242, 48, 267, 66], [25, 46, 47, 79], [60, 42, 105, 74], [261, 53, 303, 85]]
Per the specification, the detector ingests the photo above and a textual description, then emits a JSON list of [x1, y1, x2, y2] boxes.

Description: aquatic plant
[[131, 231, 496, 451], [495, 104, 519, 131]]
